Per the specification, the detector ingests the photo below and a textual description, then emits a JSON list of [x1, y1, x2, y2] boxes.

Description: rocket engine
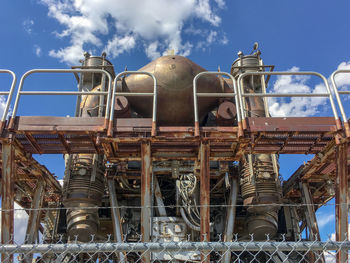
[[57, 45, 291, 261]]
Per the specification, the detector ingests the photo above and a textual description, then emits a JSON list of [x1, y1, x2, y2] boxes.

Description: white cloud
[[0, 203, 29, 244], [0, 96, 8, 119], [324, 251, 336, 263], [145, 41, 161, 60], [40, 0, 226, 64], [214, 0, 225, 8], [317, 213, 334, 228], [268, 66, 328, 117], [333, 61, 350, 90], [105, 35, 136, 58], [207, 31, 217, 44], [34, 45, 42, 57], [267, 61, 350, 117], [23, 19, 34, 34]]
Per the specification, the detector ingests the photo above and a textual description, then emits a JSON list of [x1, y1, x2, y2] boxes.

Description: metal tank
[[62, 54, 112, 242], [117, 55, 224, 126], [232, 50, 282, 240]]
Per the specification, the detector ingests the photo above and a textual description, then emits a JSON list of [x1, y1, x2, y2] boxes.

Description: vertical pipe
[[22, 180, 45, 262], [1, 142, 15, 263], [107, 179, 126, 263], [336, 143, 348, 263], [223, 177, 238, 263], [141, 141, 151, 263], [200, 141, 210, 262]]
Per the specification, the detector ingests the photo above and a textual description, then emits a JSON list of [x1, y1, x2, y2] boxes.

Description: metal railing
[[193, 72, 240, 137], [8, 69, 113, 129], [109, 71, 157, 136], [330, 69, 350, 137], [236, 71, 342, 130], [0, 70, 17, 125]]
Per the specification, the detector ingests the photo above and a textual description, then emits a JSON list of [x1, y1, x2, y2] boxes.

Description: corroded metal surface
[[336, 143, 348, 262], [1, 142, 14, 263], [199, 141, 210, 263]]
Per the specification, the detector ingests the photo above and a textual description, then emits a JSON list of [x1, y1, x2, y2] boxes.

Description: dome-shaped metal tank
[[119, 55, 224, 126]]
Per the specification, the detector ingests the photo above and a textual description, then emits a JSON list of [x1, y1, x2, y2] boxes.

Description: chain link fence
[[0, 234, 349, 262]]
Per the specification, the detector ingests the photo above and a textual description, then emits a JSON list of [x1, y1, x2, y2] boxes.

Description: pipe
[[180, 207, 200, 232], [223, 177, 238, 263]]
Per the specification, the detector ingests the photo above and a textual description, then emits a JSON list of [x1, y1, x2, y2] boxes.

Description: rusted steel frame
[[1, 142, 15, 263], [141, 141, 151, 263], [89, 133, 101, 154], [109, 71, 157, 137], [278, 132, 294, 152], [306, 133, 323, 155], [199, 141, 210, 262], [57, 132, 71, 153], [300, 183, 321, 241], [335, 143, 348, 263], [107, 179, 126, 263], [193, 72, 240, 137], [22, 180, 45, 263], [24, 132, 42, 154]]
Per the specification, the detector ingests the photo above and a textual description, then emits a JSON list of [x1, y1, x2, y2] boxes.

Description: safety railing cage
[[331, 69, 350, 137], [1, 68, 349, 137], [0, 70, 17, 131]]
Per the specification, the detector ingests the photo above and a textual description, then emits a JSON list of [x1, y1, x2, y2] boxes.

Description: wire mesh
[[0, 233, 349, 262]]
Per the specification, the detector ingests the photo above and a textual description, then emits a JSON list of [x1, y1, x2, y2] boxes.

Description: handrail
[[109, 71, 157, 137], [236, 71, 342, 131], [330, 69, 350, 137], [193, 72, 240, 137], [8, 69, 113, 129], [0, 70, 17, 125]]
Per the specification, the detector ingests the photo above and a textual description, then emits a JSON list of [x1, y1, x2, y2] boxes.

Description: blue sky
[[1, 0, 350, 243]]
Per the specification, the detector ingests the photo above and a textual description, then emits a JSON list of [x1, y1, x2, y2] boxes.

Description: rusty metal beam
[[300, 182, 321, 241], [1, 142, 15, 263], [141, 141, 151, 263], [223, 176, 238, 263], [107, 179, 126, 263], [335, 143, 348, 263], [22, 180, 45, 262], [199, 141, 210, 262]]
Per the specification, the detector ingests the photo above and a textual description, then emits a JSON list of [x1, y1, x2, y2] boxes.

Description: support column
[[336, 143, 348, 263], [1, 142, 15, 263], [300, 182, 321, 241], [200, 141, 210, 262], [22, 180, 45, 262], [107, 179, 126, 263], [301, 182, 325, 262], [223, 176, 238, 263], [141, 141, 151, 263]]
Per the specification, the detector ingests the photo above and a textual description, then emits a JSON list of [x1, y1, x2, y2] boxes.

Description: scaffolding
[[0, 67, 349, 262]]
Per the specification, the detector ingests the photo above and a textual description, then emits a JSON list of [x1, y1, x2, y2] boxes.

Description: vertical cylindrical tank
[[232, 50, 282, 240], [62, 53, 110, 242]]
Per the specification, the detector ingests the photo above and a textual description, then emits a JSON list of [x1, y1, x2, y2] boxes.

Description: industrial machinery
[[47, 45, 310, 262]]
